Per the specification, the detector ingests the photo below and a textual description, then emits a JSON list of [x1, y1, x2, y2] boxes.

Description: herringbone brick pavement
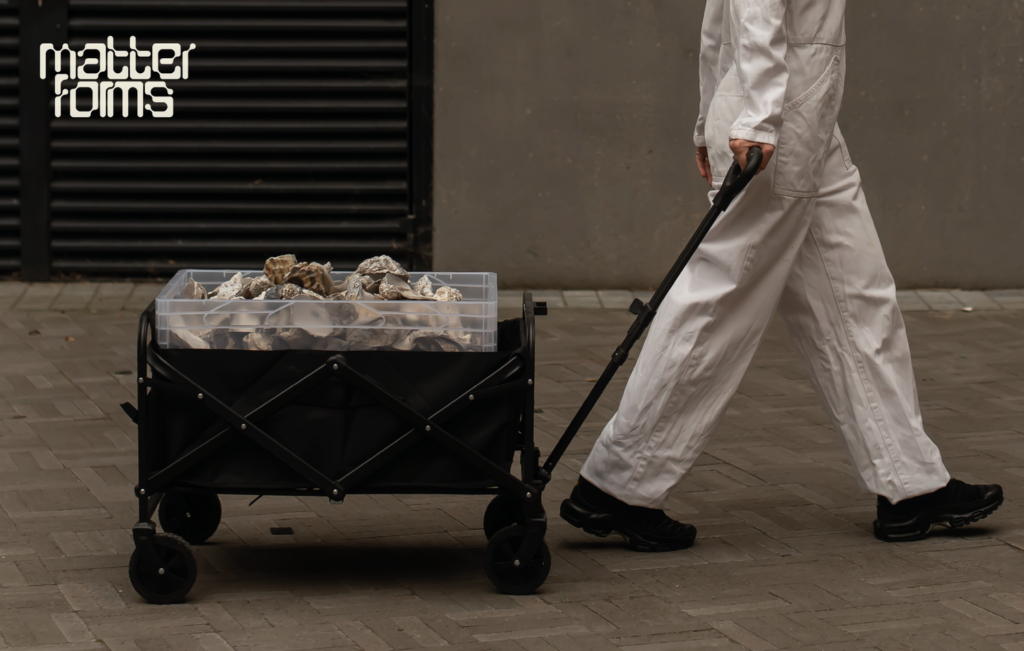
[[0, 290, 1022, 650]]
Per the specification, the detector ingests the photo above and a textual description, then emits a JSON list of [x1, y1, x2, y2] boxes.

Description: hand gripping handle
[[712, 146, 763, 212]]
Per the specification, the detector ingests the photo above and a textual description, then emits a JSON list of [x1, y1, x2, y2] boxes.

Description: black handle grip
[[713, 145, 763, 211]]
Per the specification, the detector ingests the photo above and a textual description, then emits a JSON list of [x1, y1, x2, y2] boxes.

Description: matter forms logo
[[40, 37, 196, 118]]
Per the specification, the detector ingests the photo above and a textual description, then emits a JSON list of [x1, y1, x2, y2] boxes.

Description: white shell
[[355, 255, 409, 280], [209, 272, 245, 300], [242, 276, 273, 299], [181, 278, 208, 300], [170, 329, 211, 349], [243, 332, 274, 351], [412, 276, 434, 298], [433, 286, 463, 302]]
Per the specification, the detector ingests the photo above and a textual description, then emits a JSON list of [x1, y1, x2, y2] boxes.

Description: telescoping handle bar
[[539, 147, 764, 481]]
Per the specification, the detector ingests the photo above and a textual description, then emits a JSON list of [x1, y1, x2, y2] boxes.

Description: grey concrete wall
[[433, 1, 1024, 290]]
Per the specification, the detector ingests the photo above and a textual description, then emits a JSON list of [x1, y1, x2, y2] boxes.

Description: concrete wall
[[433, 1, 1024, 290]]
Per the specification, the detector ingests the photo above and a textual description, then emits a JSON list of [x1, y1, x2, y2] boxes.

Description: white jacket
[[694, 0, 847, 198]]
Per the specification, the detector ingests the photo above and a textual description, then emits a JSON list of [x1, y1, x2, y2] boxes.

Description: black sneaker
[[559, 476, 696, 552], [873, 479, 1003, 542]]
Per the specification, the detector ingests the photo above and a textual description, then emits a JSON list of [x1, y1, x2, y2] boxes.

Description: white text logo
[[40, 37, 196, 118]]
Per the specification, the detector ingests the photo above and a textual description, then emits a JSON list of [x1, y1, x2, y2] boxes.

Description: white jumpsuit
[[580, 0, 951, 509]]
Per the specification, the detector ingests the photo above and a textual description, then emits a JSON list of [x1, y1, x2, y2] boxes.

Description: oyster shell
[[343, 273, 369, 300], [284, 261, 334, 296], [294, 288, 326, 301], [379, 273, 435, 301], [326, 292, 348, 301], [181, 278, 208, 300], [259, 284, 302, 301], [274, 328, 316, 349], [242, 275, 273, 300], [243, 332, 274, 351], [264, 254, 298, 285], [169, 329, 210, 349], [394, 329, 471, 352], [433, 286, 464, 302], [344, 328, 404, 350], [211, 329, 241, 350], [209, 272, 245, 300], [363, 275, 382, 294], [355, 255, 409, 280], [412, 276, 434, 298]]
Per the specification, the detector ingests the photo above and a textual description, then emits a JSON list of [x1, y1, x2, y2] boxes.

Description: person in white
[[560, 0, 1003, 551]]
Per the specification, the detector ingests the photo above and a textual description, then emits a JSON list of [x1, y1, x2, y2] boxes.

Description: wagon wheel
[[483, 494, 525, 540], [484, 525, 551, 595], [159, 493, 222, 545], [129, 533, 197, 604]]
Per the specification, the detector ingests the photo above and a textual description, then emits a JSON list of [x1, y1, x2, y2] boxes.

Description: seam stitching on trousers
[[808, 228, 911, 496], [623, 226, 758, 499]]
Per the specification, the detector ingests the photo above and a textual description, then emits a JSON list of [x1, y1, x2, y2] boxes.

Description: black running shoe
[[559, 476, 696, 552], [873, 479, 1003, 542]]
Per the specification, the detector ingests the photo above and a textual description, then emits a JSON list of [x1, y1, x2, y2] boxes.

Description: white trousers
[[580, 125, 951, 509]]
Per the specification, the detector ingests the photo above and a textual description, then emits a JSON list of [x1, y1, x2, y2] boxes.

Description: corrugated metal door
[[49, 0, 423, 276], [0, 4, 17, 272]]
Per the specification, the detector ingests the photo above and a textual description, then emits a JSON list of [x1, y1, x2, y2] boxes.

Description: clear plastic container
[[155, 269, 498, 352]]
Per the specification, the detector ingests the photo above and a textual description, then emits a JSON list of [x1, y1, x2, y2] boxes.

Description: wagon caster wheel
[[158, 493, 222, 545], [484, 525, 551, 595], [483, 494, 525, 540], [129, 533, 197, 604]]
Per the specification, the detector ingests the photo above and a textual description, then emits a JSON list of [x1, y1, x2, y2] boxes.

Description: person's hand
[[695, 146, 712, 187], [729, 139, 774, 174]]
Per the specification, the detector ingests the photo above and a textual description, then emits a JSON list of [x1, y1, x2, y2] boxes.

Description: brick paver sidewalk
[[0, 290, 1022, 650]]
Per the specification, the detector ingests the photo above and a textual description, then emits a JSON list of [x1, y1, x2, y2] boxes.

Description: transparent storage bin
[[155, 269, 498, 352]]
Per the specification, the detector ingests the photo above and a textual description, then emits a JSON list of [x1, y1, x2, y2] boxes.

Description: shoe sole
[[559, 499, 695, 553], [873, 493, 1004, 542]]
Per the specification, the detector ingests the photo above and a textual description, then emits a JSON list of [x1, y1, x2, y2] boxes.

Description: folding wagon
[[121, 152, 761, 603]]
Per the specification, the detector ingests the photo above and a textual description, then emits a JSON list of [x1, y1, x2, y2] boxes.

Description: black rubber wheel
[[484, 525, 551, 595], [159, 493, 222, 545], [484, 494, 525, 540], [129, 533, 197, 604]]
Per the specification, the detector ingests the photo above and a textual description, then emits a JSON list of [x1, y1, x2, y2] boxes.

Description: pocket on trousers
[[773, 56, 843, 198], [704, 72, 744, 182]]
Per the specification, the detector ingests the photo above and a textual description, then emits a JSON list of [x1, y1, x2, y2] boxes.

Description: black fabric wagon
[[124, 294, 551, 602], [121, 155, 761, 603]]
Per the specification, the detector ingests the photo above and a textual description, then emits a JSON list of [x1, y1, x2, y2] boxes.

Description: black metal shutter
[[0, 5, 17, 272], [51, 0, 420, 276]]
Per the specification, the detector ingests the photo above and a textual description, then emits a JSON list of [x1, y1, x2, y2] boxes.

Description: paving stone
[[88, 284, 134, 312], [563, 290, 602, 309], [14, 283, 63, 311], [498, 290, 524, 309], [0, 282, 27, 310], [597, 291, 634, 310], [986, 289, 1024, 309], [949, 290, 1002, 312], [895, 290, 929, 312], [52, 284, 99, 312], [632, 290, 655, 302], [917, 291, 963, 311], [529, 290, 566, 309], [123, 283, 166, 312]]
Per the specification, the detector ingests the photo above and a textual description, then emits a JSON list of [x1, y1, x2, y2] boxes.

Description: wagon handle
[[539, 148, 763, 481]]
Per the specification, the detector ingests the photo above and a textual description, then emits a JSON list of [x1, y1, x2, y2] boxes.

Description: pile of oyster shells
[[180, 254, 463, 303], [170, 254, 474, 352]]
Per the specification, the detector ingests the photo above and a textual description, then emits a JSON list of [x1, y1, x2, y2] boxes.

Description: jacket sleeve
[[693, 0, 724, 148], [728, 0, 789, 146]]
